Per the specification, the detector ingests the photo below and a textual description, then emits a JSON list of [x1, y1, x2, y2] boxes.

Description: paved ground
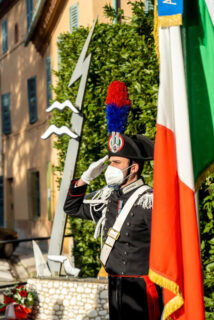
[[0, 242, 73, 318], [0, 243, 48, 319], [0, 243, 48, 286], [0, 242, 48, 305]]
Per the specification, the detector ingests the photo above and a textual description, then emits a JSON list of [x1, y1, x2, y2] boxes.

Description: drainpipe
[[112, 0, 118, 24]]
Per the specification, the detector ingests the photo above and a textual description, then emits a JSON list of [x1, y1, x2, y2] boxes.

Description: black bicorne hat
[[108, 133, 154, 162]]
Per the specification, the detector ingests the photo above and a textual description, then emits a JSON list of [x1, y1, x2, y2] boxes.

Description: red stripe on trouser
[[143, 275, 160, 320], [109, 274, 160, 319]]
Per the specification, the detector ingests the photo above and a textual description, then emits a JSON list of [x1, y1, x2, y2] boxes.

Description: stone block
[[100, 290, 108, 299], [53, 304, 60, 311], [63, 299, 69, 307], [77, 286, 84, 293], [88, 310, 97, 317]]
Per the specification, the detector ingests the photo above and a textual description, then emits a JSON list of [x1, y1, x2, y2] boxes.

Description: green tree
[[199, 173, 214, 319]]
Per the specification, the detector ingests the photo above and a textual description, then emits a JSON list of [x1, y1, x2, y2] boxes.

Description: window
[[14, 23, 19, 44], [27, 77, 37, 124], [69, 3, 79, 33], [46, 56, 52, 107], [2, 20, 8, 53], [28, 170, 40, 218], [1, 93, 11, 135], [26, 0, 33, 30]]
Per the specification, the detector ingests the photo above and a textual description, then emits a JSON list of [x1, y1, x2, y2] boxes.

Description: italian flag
[[149, 1, 214, 319]]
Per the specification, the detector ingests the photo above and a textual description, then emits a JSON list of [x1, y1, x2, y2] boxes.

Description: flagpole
[[194, 190, 201, 251]]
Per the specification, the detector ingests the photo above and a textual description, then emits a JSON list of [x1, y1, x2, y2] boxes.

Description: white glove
[[81, 155, 108, 184]]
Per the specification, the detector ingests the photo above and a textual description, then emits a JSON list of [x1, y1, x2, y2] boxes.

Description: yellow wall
[[0, 0, 58, 237], [50, 0, 135, 83], [0, 0, 136, 238]]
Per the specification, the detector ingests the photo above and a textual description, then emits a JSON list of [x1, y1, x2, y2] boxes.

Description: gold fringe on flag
[[153, 0, 159, 61], [195, 162, 214, 191], [149, 269, 184, 319], [153, 1, 183, 59], [158, 14, 182, 28]]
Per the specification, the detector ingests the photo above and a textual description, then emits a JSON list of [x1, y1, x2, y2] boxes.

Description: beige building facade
[[0, 0, 135, 239]]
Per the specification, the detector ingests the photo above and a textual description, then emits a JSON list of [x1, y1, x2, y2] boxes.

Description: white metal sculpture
[[46, 100, 79, 113], [41, 100, 80, 139], [48, 255, 80, 277], [41, 124, 78, 140], [42, 18, 97, 275], [32, 240, 51, 277]]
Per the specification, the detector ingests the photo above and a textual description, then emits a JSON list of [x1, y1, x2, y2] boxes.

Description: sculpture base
[[27, 277, 109, 320]]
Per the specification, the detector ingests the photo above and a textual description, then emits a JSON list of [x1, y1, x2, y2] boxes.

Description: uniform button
[[123, 261, 126, 265], [125, 232, 129, 236], [124, 251, 127, 255], [127, 222, 130, 226], [121, 272, 124, 275], [131, 212, 134, 217], [125, 242, 129, 246]]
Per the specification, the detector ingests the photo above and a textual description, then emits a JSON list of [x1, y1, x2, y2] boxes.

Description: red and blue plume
[[105, 81, 132, 133]]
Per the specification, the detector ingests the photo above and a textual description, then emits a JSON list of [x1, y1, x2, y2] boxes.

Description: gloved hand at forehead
[[81, 155, 108, 184]]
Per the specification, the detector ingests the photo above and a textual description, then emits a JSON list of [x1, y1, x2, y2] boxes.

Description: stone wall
[[27, 277, 109, 320]]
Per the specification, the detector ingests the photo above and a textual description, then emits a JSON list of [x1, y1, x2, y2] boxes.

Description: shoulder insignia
[[136, 191, 153, 209]]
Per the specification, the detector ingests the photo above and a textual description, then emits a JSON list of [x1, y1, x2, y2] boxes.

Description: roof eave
[[24, 0, 47, 46]]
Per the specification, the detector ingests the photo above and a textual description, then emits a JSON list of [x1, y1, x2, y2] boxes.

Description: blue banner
[[158, 0, 183, 16]]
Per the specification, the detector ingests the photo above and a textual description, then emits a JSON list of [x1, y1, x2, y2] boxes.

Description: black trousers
[[108, 276, 163, 320]]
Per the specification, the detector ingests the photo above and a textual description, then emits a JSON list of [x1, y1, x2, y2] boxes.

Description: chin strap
[[121, 160, 133, 186]]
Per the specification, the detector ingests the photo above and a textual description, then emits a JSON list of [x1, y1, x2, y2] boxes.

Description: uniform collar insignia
[[121, 178, 144, 195]]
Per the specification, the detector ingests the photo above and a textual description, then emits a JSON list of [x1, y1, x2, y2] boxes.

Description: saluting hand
[[81, 155, 108, 184]]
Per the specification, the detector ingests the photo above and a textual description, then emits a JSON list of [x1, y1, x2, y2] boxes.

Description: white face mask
[[104, 164, 133, 187]]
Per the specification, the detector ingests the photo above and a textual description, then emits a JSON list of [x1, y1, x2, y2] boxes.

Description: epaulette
[[136, 190, 153, 209]]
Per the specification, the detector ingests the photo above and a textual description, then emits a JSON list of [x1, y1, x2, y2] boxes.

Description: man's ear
[[131, 162, 139, 174]]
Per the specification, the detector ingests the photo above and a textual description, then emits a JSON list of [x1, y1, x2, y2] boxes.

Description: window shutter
[[1, 93, 11, 135], [26, 0, 33, 29], [29, 170, 40, 217], [2, 20, 8, 53], [46, 56, 52, 107], [69, 3, 79, 33], [27, 77, 38, 124]]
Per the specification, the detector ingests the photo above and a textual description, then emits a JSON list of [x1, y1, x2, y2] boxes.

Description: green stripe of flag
[[182, 0, 214, 188]]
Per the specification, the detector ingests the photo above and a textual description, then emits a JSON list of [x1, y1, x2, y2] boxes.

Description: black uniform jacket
[[64, 178, 152, 276]]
